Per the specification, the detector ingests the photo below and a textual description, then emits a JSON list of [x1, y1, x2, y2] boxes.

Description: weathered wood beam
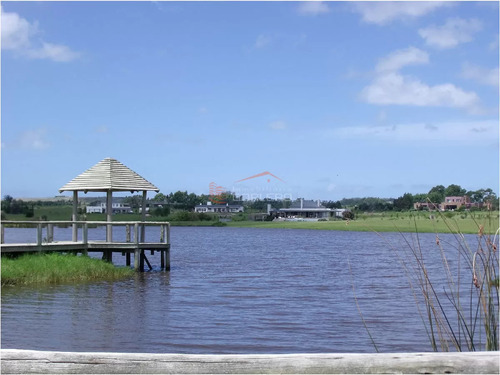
[[1, 350, 498, 374], [72, 191, 78, 242]]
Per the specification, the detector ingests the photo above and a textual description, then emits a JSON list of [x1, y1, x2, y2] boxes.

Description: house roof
[[197, 204, 243, 208], [289, 199, 326, 209], [59, 158, 159, 193], [280, 208, 331, 212]]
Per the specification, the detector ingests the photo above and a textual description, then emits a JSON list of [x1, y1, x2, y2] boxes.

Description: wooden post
[[106, 190, 113, 263], [72, 191, 78, 242], [139, 191, 147, 272], [133, 223, 140, 271], [125, 224, 131, 266], [47, 224, 54, 243], [126, 225, 131, 242], [143, 254, 152, 271], [1, 223, 4, 244], [140, 191, 147, 242], [165, 246, 171, 271], [37, 223, 43, 251], [106, 190, 113, 242], [167, 223, 170, 245], [140, 250, 145, 272], [82, 223, 88, 256]]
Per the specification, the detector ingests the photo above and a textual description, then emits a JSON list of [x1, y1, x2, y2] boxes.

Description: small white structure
[[86, 202, 132, 214], [332, 208, 346, 218], [194, 202, 244, 213]]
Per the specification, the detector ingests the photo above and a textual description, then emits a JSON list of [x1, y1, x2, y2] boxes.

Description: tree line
[[2, 183, 498, 218]]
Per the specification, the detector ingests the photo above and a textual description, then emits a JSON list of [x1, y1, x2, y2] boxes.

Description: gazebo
[[59, 157, 160, 246]]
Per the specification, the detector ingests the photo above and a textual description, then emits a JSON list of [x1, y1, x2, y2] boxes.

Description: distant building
[[414, 195, 491, 211], [86, 202, 132, 214], [278, 199, 331, 219], [194, 202, 244, 213]]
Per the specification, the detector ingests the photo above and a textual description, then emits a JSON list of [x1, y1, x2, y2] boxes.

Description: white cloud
[[269, 120, 287, 130], [361, 72, 480, 109], [375, 46, 429, 73], [419, 18, 482, 49], [297, 1, 330, 16], [330, 120, 498, 143], [1, 6, 80, 62], [19, 128, 50, 150], [462, 63, 499, 87], [361, 47, 480, 112], [25, 42, 81, 62], [352, 2, 449, 25], [1, 5, 36, 50], [255, 34, 272, 49]]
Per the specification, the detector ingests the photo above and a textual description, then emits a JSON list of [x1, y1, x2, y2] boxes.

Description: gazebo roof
[[59, 157, 159, 193]]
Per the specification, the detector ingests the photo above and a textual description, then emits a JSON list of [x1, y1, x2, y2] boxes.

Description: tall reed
[[382, 211, 499, 351]]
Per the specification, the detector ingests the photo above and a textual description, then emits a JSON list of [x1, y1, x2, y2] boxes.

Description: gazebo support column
[[72, 191, 78, 242], [139, 191, 147, 271], [104, 190, 113, 262]]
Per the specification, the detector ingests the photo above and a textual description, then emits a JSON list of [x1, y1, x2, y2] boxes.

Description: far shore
[[3, 210, 498, 235]]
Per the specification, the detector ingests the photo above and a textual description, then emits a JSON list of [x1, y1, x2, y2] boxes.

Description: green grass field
[[1, 253, 134, 286], [227, 211, 499, 234], [4, 205, 498, 234]]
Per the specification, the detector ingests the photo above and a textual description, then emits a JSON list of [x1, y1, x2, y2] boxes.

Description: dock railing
[[0, 220, 170, 271]]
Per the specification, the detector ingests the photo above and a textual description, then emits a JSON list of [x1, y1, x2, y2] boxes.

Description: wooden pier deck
[[1, 349, 498, 374], [0, 220, 170, 271]]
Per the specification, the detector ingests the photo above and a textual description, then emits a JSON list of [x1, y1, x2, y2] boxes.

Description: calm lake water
[[1, 226, 487, 353]]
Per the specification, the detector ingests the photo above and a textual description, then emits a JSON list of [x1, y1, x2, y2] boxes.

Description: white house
[[278, 199, 331, 219], [194, 202, 244, 213], [86, 202, 132, 214]]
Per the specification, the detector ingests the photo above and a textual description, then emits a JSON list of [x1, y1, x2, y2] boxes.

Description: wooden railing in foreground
[[0, 220, 170, 271], [1, 349, 498, 374]]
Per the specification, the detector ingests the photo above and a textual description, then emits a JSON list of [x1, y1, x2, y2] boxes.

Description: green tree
[[413, 193, 428, 203], [393, 193, 414, 211], [1, 195, 14, 213], [323, 200, 342, 209], [444, 184, 466, 197], [123, 195, 143, 212], [342, 210, 355, 220], [428, 185, 445, 203], [152, 193, 167, 202]]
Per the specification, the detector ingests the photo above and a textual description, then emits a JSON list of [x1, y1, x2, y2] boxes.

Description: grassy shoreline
[[225, 216, 499, 234], [4, 205, 498, 234], [1, 253, 134, 287]]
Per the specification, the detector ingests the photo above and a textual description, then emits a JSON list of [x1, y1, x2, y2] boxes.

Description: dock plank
[[1, 349, 498, 374]]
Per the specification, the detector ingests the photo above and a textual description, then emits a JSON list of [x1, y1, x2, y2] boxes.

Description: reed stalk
[[386, 211, 499, 351]]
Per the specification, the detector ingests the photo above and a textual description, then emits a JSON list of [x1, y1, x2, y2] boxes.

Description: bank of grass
[[227, 211, 499, 234], [1, 253, 134, 287]]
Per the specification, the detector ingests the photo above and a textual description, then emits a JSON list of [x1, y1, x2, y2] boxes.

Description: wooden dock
[[1, 349, 498, 374], [0, 220, 170, 271]]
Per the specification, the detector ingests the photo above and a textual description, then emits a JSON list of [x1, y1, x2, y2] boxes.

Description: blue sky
[[1, 1, 499, 201]]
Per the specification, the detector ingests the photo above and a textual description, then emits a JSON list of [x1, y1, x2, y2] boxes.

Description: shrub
[[342, 210, 355, 220]]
